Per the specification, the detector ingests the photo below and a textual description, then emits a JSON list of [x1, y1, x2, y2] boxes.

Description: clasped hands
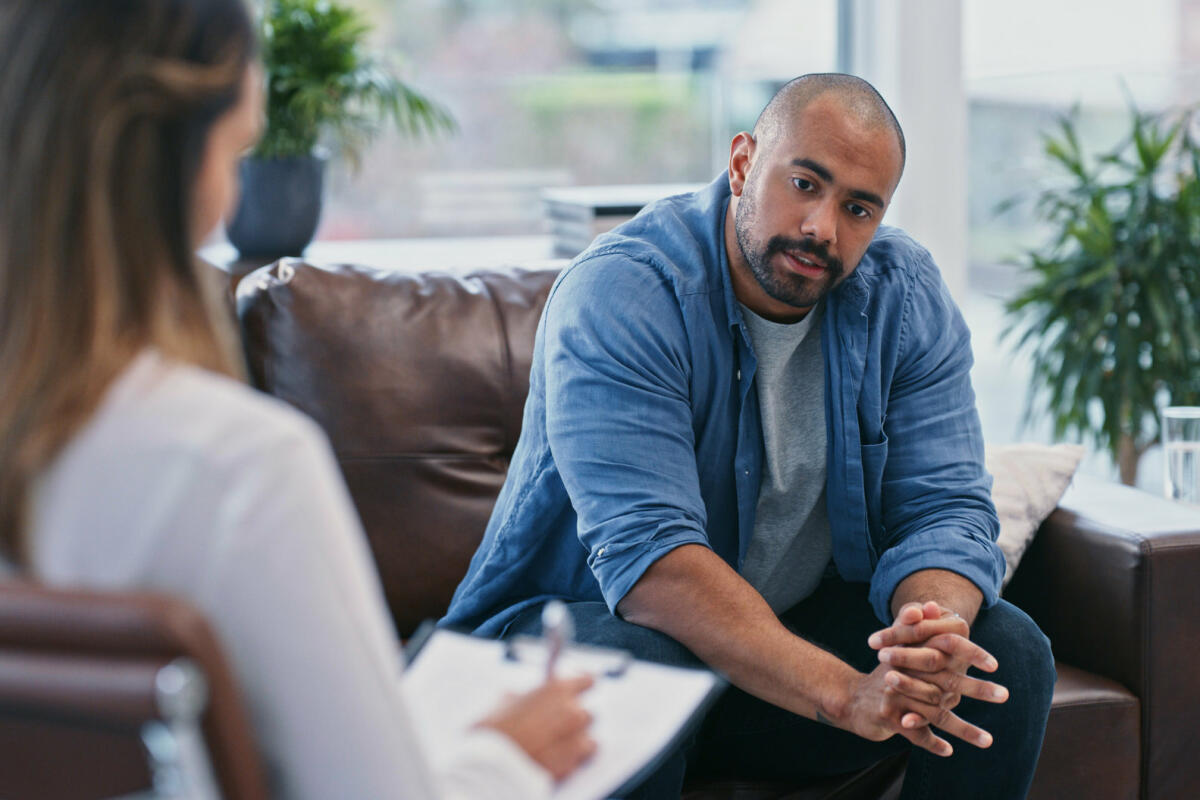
[[838, 601, 1009, 758]]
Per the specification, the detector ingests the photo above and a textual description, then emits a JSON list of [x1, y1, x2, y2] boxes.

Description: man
[[442, 74, 1055, 798]]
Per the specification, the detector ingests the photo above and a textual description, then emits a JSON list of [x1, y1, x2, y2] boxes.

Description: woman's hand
[[478, 674, 597, 780]]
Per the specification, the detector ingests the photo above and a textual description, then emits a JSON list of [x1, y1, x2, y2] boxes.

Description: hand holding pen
[[479, 599, 596, 779]]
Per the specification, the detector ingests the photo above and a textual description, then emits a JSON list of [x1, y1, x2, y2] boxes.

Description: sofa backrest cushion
[[235, 261, 560, 636]]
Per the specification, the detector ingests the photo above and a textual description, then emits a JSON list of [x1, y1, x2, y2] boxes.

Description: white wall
[[964, 0, 1180, 81], [844, 0, 969, 301]]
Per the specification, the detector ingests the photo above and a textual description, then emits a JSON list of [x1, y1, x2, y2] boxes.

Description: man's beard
[[734, 189, 845, 310]]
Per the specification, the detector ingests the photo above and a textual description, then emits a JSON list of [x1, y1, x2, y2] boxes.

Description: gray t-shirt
[[737, 303, 832, 613]]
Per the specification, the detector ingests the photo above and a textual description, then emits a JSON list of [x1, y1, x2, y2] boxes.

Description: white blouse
[[28, 351, 551, 800]]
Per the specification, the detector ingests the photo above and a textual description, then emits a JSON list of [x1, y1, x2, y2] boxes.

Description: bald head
[[753, 73, 905, 175]]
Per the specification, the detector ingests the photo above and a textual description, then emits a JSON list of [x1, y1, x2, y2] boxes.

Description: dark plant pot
[[226, 154, 326, 260]]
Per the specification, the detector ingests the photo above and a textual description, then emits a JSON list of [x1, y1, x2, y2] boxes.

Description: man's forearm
[[890, 569, 983, 626], [616, 543, 857, 721]]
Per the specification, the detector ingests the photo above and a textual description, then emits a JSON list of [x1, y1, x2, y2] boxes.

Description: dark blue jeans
[[505, 578, 1055, 800]]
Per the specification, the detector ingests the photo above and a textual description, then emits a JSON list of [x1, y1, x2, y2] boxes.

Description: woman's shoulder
[[104, 350, 327, 465], [31, 350, 343, 583]]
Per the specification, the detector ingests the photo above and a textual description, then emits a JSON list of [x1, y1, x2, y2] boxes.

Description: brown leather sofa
[[235, 259, 1200, 800]]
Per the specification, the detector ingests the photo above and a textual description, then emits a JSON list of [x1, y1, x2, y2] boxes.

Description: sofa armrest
[[1004, 474, 1200, 799]]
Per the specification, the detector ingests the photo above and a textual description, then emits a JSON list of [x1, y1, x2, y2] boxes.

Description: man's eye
[[792, 177, 814, 192], [847, 203, 870, 219]]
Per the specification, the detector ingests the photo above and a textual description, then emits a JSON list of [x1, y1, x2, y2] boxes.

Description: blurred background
[[227, 0, 1200, 489], [311, 0, 1198, 255]]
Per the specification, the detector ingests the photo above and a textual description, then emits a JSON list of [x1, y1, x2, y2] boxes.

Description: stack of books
[[543, 183, 705, 258]]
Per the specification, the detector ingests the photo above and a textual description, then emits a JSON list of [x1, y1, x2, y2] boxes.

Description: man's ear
[[727, 132, 756, 198]]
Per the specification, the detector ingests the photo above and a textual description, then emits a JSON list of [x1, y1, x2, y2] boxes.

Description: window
[[316, 0, 839, 240], [964, 0, 1192, 289]]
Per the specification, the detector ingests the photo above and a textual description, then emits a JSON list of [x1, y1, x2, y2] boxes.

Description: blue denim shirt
[[442, 174, 1003, 635]]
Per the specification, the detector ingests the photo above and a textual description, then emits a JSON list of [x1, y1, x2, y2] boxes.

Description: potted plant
[[227, 0, 454, 259], [1005, 104, 1200, 485]]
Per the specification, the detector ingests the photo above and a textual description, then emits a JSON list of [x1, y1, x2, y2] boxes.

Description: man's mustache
[[766, 236, 843, 277]]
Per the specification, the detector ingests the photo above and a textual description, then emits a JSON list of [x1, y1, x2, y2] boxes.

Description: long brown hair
[[0, 0, 257, 562]]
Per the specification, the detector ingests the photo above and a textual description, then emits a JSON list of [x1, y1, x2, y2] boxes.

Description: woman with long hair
[[0, 1, 594, 796]]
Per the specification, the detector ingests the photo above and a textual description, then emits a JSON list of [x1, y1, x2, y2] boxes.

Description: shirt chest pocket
[[858, 404, 887, 447], [860, 433, 888, 553]]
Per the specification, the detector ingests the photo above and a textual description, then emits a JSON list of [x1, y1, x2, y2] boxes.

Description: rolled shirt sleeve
[[542, 254, 714, 613]]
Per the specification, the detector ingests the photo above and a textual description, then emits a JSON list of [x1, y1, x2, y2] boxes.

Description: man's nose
[[799, 198, 837, 247]]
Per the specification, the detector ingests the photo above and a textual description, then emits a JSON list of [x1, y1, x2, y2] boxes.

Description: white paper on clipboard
[[401, 629, 721, 800]]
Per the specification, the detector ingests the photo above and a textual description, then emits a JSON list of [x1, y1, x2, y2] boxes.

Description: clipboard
[[402, 624, 725, 800]]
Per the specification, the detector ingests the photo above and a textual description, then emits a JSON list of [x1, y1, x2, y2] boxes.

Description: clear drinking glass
[[1163, 407, 1200, 504]]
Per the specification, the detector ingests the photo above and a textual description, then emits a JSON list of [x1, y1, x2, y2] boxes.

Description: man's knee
[[506, 600, 703, 669], [973, 600, 1056, 709], [573, 603, 703, 668]]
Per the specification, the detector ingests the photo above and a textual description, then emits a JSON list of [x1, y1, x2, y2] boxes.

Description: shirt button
[[744, 469, 750, 476], [736, 369, 742, 380], [596, 547, 606, 557]]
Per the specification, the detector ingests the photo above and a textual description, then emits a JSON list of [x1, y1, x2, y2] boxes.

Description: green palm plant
[[255, 0, 455, 166], [1005, 104, 1200, 484]]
